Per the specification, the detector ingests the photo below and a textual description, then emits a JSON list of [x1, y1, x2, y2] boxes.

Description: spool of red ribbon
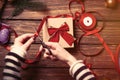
[[79, 13, 97, 31]]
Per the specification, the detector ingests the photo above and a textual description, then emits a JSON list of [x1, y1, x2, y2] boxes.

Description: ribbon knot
[[48, 22, 74, 46]]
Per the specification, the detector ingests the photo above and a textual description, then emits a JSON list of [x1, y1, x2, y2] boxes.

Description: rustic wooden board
[[1, 21, 120, 44], [0, 0, 120, 80], [2, 0, 120, 20], [0, 21, 120, 79], [0, 44, 118, 68], [21, 68, 120, 80], [0, 67, 120, 80]]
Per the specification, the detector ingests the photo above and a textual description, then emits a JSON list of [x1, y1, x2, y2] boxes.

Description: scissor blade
[[32, 27, 52, 55]]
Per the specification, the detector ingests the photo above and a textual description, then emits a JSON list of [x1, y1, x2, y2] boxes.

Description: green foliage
[[9, 0, 48, 18]]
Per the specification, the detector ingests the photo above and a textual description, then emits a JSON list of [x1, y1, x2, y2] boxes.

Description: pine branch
[[9, 0, 48, 18]]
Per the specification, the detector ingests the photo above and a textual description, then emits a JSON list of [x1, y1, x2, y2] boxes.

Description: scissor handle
[[41, 41, 52, 55], [34, 31, 52, 55]]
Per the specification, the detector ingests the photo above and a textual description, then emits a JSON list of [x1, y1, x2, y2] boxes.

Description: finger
[[44, 48, 52, 55], [39, 45, 44, 52], [15, 33, 34, 44], [42, 53, 50, 59], [45, 42, 58, 49], [50, 56, 58, 61], [43, 53, 54, 60], [22, 37, 34, 50], [36, 46, 45, 58], [42, 48, 52, 59]]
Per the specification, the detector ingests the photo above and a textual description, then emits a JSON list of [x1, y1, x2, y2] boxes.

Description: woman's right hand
[[41, 42, 77, 66]]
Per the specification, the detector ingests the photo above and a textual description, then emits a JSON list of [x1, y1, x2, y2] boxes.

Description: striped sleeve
[[3, 52, 25, 80], [69, 60, 96, 80]]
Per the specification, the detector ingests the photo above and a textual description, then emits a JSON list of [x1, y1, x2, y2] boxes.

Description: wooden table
[[0, 0, 120, 80]]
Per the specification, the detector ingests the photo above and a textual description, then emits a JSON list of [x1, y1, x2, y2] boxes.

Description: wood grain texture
[[2, 0, 120, 20], [0, 0, 120, 80]]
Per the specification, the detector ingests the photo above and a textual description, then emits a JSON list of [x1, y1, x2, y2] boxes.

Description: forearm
[[69, 60, 96, 80], [3, 52, 25, 80], [3, 33, 34, 80]]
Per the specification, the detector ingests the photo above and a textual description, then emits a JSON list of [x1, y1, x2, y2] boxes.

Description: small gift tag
[[43, 17, 74, 48]]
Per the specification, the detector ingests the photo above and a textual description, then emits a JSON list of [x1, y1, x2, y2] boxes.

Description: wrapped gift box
[[43, 17, 74, 48]]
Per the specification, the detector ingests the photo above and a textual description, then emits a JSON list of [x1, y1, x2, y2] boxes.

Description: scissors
[[24, 27, 53, 64], [33, 27, 52, 55]]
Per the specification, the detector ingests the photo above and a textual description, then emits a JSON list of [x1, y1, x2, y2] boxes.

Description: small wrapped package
[[43, 17, 74, 48]]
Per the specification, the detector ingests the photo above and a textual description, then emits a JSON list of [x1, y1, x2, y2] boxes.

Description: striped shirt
[[3, 52, 96, 80], [69, 60, 96, 80]]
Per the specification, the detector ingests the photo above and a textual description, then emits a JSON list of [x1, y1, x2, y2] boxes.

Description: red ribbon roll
[[69, 0, 120, 74], [77, 11, 105, 33], [79, 13, 97, 31], [48, 22, 74, 46]]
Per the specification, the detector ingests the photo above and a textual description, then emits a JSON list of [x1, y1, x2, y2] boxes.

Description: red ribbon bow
[[48, 22, 74, 46]]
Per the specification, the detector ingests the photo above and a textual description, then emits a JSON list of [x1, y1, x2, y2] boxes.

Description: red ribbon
[[48, 22, 74, 46], [69, 0, 120, 74], [69, 0, 85, 16], [23, 15, 74, 65], [77, 12, 120, 73], [80, 12, 120, 73]]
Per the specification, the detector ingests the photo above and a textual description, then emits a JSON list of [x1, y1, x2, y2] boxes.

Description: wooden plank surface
[[0, 0, 120, 80], [1, 21, 120, 44], [0, 67, 120, 80], [2, 0, 120, 20]]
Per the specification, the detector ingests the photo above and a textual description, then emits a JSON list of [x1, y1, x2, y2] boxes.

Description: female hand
[[10, 33, 35, 57], [42, 42, 77, 66]]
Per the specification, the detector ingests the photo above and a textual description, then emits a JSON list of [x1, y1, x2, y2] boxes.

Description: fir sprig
[[9, 0, 48, 18]]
